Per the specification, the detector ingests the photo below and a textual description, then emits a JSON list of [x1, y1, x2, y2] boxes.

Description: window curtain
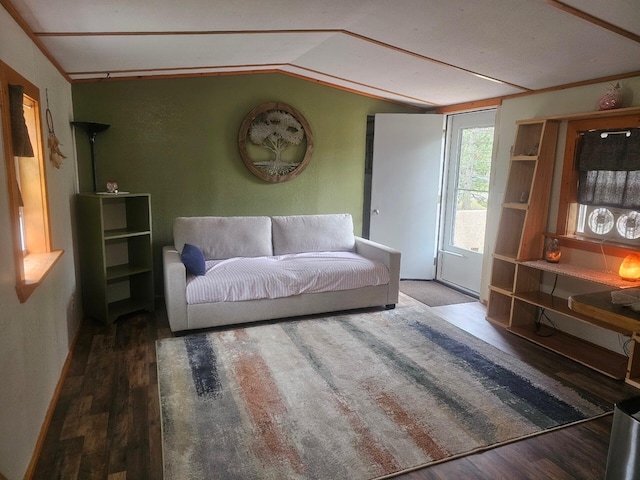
[[8, 84, 34, 158], [577, 128, 640, 209]]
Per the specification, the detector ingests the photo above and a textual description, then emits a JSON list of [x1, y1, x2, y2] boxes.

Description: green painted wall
[[71, 73, 416, 288]]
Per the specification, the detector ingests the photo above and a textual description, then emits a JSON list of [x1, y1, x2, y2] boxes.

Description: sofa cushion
[[180, 243, 206, 276], [174, 216, 273, 260], [185, 252, 389, 304], [272, 214, 355, 255]]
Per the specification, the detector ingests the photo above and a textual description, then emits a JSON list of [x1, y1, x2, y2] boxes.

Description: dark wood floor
[[32, 295, 638, 479]]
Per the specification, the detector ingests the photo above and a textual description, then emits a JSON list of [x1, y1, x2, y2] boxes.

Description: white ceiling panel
[[14, 0, 383, 32], [279, 65, 432, 108], [293, 34, 525, 106], [5, 0, 640, 108], [43, 32, 334, 74], [349, 0, 640, 90], [560, 0, 640, 35]]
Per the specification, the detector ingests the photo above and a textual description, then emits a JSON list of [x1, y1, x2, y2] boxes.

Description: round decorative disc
[[238, 102, 314, 183]]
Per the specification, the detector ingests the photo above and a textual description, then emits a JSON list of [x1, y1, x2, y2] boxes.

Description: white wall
[[482, 76, 640, 353], [0, 6, 81, 480]]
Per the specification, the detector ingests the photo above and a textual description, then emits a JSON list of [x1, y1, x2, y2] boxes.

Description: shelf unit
[[486, 109, 640, 388], [76, 193, 154, 323], [487, 119, 559, 326], [510, 260, 636, 379]]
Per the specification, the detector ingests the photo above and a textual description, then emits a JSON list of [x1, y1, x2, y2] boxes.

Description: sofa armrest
[[163, 246, 188, 332], [354, 236, 401, 305]]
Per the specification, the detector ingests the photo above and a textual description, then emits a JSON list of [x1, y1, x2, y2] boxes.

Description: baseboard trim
[[23, 321, 83, 479]]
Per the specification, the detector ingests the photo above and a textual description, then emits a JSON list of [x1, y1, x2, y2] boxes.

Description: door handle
[[372, 209, 380, 215]]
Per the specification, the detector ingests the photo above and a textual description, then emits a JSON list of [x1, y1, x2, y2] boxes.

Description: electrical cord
[[599, 240, 612, 274], [535, 274, 559, 337]]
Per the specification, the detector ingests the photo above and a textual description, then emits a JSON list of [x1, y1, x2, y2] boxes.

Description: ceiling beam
[[546, 0, 640, 44]]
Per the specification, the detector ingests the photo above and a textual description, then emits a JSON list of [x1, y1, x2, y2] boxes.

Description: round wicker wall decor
[[238, 102, 314, 183]]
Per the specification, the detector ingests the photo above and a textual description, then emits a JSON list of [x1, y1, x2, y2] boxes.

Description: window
[[1, 61, 63, 302], [556, 113, 640, 256], [574, 127, 640, 246], [448, 123, 493, 253]]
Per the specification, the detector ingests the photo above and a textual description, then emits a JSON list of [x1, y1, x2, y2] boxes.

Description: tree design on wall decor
[[238, 102, 314, 183]]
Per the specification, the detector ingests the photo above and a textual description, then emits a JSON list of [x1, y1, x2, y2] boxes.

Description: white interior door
[[369, 113, 444, 279], [437, 109, 496, 294]]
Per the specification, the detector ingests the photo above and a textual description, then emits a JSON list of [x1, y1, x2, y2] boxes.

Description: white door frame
[[437, 109, 496, 295]]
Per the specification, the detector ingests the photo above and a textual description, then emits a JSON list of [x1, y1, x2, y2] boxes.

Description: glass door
[[437, 109, 496, 294]]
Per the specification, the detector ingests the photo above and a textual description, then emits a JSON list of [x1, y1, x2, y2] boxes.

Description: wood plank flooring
[[32, 292, 639, 479]]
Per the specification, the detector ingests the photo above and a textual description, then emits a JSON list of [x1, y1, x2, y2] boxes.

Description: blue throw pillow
[[181, 243, 206, 276]]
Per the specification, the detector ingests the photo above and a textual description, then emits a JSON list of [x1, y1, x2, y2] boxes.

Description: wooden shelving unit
[[486, 119, 559, 326], [487, 109, 640, 387], [519, 260, 635, 289], [508, 323, 628, 380], [508, 260, 638, 380], [76, 193, 154, 323]]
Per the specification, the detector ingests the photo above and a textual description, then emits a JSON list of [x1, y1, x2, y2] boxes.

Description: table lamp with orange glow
[[619, 254, 640, 281]]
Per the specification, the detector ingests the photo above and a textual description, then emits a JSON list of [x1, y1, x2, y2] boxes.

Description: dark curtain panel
[[577, 128, 640, 209], [8, 84, 34, 158]]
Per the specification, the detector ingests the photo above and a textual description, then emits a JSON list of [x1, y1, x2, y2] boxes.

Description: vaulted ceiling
[[4, 0, 640, 109]]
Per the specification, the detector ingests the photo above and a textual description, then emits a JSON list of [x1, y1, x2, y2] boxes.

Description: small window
[[556, 114, 640, 256], [1, 61, 63, 302], [574, 127, 640, 246]]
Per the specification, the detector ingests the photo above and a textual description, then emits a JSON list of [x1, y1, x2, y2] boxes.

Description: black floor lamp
[[71, 121, 110, 192]]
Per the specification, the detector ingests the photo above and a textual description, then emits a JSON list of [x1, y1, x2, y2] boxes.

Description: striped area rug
[[156, 296, 610, 479]]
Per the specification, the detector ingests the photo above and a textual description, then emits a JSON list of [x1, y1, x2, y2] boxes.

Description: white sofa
[[162, 214, 400, 332]]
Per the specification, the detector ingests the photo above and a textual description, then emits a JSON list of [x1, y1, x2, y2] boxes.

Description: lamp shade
[[71, 121, 110, 136], [619, 254, 640, 281]]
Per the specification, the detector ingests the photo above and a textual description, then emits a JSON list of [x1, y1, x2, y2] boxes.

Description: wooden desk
[[569, 290, 640, 389], [568, 290, 640, 334]]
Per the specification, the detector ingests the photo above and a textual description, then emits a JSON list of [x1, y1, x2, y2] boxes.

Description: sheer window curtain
[[577, 128, 640, 209]]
